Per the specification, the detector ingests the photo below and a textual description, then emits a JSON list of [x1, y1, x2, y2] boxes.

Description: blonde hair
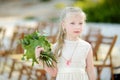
[[54, 7, 86, 58]]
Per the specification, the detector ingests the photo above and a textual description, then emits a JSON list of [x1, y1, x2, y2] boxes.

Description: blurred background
[[0, 0, 120, 80]]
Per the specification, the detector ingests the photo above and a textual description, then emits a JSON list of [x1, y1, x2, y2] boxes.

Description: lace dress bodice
[[53, 39, 91, 80]]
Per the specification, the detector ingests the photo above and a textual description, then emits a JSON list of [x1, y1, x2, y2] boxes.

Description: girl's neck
[[65, 36, 79, 41]]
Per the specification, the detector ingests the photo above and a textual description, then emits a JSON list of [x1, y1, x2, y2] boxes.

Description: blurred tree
[[86, 0, 120, 23], [74, 0, 85, 1], [39, 0, 51, 2], [54, 2, 66, 9], [73, 0, 120, 23]]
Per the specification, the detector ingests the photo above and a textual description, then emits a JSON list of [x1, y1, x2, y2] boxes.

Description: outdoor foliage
[[73, 0, 120, 23], [39, 0, 51, 2]]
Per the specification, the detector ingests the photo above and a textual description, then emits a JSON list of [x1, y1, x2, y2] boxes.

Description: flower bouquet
[[20, 31, 57, 67]]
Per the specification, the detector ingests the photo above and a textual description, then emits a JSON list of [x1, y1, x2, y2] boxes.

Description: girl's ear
[[61, 21, 65, 30]]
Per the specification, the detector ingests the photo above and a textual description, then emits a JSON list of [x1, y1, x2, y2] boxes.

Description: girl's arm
[[35, 46, 58, 78], [44, 62, 58, 78], [86, 47, 96, 80]]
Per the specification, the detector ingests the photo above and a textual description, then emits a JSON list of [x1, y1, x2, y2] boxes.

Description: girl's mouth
[[73, 31, 80, 33]]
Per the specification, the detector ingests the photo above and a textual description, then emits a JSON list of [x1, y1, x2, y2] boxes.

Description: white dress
[[54, 39, 91, 80]]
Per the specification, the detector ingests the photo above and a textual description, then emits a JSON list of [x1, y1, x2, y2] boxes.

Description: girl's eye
[[79, 22, 83, 25], [70, 22, 75, 25]]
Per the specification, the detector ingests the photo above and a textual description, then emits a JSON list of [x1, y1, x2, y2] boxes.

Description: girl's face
[[62, 12, 85, 40]]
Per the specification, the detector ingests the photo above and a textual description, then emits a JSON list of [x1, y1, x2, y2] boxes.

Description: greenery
[[39, 0, 51, 2], [54, 2, 66, 9], [20, 31, 57, 67], [24, 16, 36, 20], [73, 0, 120, 23]]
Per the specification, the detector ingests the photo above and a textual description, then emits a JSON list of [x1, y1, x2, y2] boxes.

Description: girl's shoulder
[[79, 39, 92, 57], [79, 39, 91, 47], [78, 39, 92, 51]]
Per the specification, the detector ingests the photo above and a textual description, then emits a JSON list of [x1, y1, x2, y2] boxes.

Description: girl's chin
[[74, 34, 80, 37]]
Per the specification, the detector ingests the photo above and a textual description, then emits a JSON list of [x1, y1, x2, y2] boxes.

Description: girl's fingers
[[35, 46, 44, 51], [35, 46, 44, 58], [35, 46, 41, 49], [40, 48, 44, 51]]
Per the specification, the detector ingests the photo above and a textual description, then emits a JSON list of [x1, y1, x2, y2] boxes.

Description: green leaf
[[20, 31, 57, 67]]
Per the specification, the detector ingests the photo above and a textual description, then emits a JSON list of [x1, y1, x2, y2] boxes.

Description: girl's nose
[[75, 25, 81, 28]]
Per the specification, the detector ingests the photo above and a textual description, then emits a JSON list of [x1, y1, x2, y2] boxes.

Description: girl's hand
[[35, 46, 44, 59], [44, 65, 58, 77], [35, 46, 58, 77]]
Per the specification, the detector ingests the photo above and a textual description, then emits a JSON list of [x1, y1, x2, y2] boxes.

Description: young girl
[[35, 7, 95, 80]]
